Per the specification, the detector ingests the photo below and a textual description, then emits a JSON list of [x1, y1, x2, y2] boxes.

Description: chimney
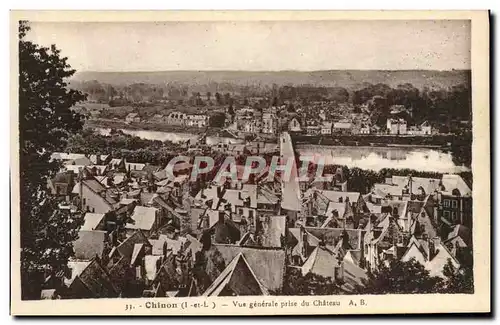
[[429, 237, 440, 260], [301, 227, 308, 257], [218, 211, 225, 225]]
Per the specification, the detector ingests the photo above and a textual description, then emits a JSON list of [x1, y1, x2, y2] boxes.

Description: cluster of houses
[[125, 111, 209, 128], [229, 105, 433, 137], [41, 132, 471, 299], [121, 103, 433, 136]]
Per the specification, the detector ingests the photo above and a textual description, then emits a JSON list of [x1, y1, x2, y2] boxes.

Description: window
[[443, 199, 450, 207], [249, 210, 254, 219], [452, 211, 457, 221], [452, 200, 458, 208], [239, 208, 243, 215], [443, 211, 450, 219]]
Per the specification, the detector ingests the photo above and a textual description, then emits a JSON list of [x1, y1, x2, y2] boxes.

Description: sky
[[26, 20, 471, 72]]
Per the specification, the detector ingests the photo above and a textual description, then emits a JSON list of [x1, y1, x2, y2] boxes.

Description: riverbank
[[85, 118, 222, 136], [291, 134, 465, 149]]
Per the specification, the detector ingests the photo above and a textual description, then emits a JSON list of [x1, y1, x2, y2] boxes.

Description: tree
[[208, 112, 226, 127], [215, 92, 222, 105], [441, 259, 474, 293], [359, 258, 443, 294], [280, 267, 343, 296], [19, 21, 86, 299]]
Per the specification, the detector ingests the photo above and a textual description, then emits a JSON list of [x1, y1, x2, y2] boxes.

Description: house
[[386, 118, 407, 135], [420, 121, 432, 135], [307, 190, 366, 229], [435, 174, 473, 229], [166, 111, 188, 126], [62, 258, 119, 299], [301, 243, 343, 280], [50, 152, 86, 162], [243, 119, 261, 134], [288, 117, 302, 132], [359, 123, 370, 134], [333, 120, 352, 134], [151, 114, 165, 123], [72, 178, 118, 214], [407, 121, 433, 136], [125, 113, 140, 123], [212, 244, 286, 293], [202, 252, 269, 296], [48, 171, 75, 199], [186, 114, 208, 128], [305, 125, 321, 135], [321, 122, 332, 135], [364, 214, 406, 271], [262, 113, 277, 134], [89, 154, 111, 165], [401, 236, 460, 278]]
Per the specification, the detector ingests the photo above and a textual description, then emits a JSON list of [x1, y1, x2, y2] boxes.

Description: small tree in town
[[358, 258, 443, 294]]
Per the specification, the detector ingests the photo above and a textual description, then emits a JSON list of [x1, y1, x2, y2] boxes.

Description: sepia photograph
[[10, 10, 490, 315]]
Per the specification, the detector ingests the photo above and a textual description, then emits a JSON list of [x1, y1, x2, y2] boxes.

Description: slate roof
[[73, 230, 107, 260], [202, 253, 269, 296], [116, 230, 150, 259], [213, 244, 286, 291], [64, 261, 91, 287]]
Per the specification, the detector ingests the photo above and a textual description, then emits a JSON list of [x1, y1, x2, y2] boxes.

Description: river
[[94, 127, 469, 173], [96, 127, 245, 146]]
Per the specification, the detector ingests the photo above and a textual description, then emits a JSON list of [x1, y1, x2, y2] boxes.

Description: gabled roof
[[202, 253, 269, 297], [341, 259, 368, 293], [446, 224, 471, 245], [65, 261, 91, 287], [301, 245, 341, 278]]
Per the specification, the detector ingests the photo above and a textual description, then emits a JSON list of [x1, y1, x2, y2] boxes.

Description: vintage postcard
[[10, 10, 490, 315]]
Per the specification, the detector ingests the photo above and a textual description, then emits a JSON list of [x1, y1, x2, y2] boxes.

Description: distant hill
[[71, 70, 470, 90]]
